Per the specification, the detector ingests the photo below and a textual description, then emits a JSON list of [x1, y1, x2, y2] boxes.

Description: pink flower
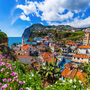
[[20, 88, 23, 90], [19, 81, 23, 84], [5, 59, 7, 61], [7, 78, 11, 82], [7, 56, 10, 59], [1, 68, 5, 71], [0, 82, 1, 86], [1, 86, 3, 90], [3, 83, 9, 88], [2, 78, 7, 82]]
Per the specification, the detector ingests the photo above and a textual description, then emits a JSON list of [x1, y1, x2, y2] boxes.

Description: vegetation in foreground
[[0, 52, 90, 90]]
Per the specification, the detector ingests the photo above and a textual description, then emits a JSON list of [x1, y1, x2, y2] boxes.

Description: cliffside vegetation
[[0, 31, 8, 44]]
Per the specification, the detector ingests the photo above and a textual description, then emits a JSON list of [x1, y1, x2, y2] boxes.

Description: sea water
[[8, 37, 31, 46]]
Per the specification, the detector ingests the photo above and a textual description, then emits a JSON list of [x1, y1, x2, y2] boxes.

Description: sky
[[1, 0, 90, 37]]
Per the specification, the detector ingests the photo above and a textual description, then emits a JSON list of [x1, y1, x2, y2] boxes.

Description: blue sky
[[1, 0, 90, 37]]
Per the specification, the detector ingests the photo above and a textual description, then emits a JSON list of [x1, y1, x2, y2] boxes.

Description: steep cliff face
[[22, 23, 79, 38], [0, 31, 17, 60]]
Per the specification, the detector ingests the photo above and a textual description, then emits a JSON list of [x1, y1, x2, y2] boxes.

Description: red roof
[[22, 44, 35, 50], [17, 55, 31, 59], [61, 68, 70, 77], [65, 63, 73, 68], [79, 45, 90, 49], [39, 47, 45, 50]]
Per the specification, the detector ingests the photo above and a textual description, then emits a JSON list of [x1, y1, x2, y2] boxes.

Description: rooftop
[[79, 45, 90, 49]]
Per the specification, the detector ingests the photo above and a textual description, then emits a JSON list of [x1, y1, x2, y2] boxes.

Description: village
[[8, 27, 90, 85]]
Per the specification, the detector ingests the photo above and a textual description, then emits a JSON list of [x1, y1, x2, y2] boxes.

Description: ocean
[[8, 37, 31, 47]]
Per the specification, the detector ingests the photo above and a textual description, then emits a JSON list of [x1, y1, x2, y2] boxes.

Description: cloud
[[41, 11, 73, 21], [11, 16, 19, 25], [16, 2, 37, 15], [16, 0, 90, 27], [61, 16, 90, 28], [20, 13, 30, 21], [15, 0, 18, 2]]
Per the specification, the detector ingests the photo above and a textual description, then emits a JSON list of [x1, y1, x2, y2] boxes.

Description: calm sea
[[8, 37, 31, 46]]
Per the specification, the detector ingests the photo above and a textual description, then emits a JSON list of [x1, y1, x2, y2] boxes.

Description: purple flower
[[1, 86, 3, 90], [11, 72, 18, 76], [2, 78, 7, 82], [7, 56, 10, 59], [14, 66, 16, 68], [1, 68, 5, 71], [19, 81, 23, 84], [7, 78, 11, 82], [5, 59, 7, 61], [3, 83, 9, 88], [0, 82, 1, 86], [20, 88, 23, 90]]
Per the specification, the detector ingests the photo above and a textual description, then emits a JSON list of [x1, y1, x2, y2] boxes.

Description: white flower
[[55, 82, 57, 84], [79, 80, 82, 84], [62, 80, 65, 83], [59, 78, 62, 80], [69, 79, 72, 83], [74, 79, 76, 82], [73, 85, 76, 88]]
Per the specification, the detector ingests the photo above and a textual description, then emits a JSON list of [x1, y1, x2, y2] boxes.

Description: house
[[71, 54, 89, 64], [40, 52, 57, 64], [61, 63, 87, 84], [61, 47, 70, 56], [39, 47, 46, 52], [78, 45, 90, 54], [15, 50, 23, 55], [17, 55, 35, 65]]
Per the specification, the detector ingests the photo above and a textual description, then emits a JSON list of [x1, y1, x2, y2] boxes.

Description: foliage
[[0, 53, 90, 90], [0, 31, 8, 44]]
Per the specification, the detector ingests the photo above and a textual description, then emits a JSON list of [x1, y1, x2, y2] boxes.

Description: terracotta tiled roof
[[76, 72, 87, 84], [71, 59, 88, 64], [79, 45, 90, 49], [61, 68, 70, 77], [66, 70, 77, 79], [65, 63, 73, 68], [51, 44, 55, 47], [17, 55, 31, 59], [73, 54, 90, 59], [15, 50, 22, 53], [22, 44, 35, 50], [41, 52, 56, 63], [39, 47, 45, 50], [41, 52, 50, 59], [40, 44, 45, 46], [33, 62, 39, 66], [66, 42, 79, 45]]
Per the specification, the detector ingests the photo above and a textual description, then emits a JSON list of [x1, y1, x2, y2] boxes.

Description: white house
[[78, 45, 90, 55], [71, 54, 89, 64]]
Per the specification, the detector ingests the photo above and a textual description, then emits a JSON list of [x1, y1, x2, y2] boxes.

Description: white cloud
[[16, 2, 37, 15], [15, 0, 90, 27], [15, 0, 18, 2], [81, 13, 85, 17], [20, 13, 30, 21], [61, 16, 90, 28], [11, 16, 19, 25]]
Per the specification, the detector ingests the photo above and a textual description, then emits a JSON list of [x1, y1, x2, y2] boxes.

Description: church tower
[[22, 36, 25, 46]]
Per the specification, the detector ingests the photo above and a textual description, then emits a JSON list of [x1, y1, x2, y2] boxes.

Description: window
[[82, 58, 83, 60], [77, 57, 80, 60], [18, 53, 20, 55], [74, 57, 75, 59]]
